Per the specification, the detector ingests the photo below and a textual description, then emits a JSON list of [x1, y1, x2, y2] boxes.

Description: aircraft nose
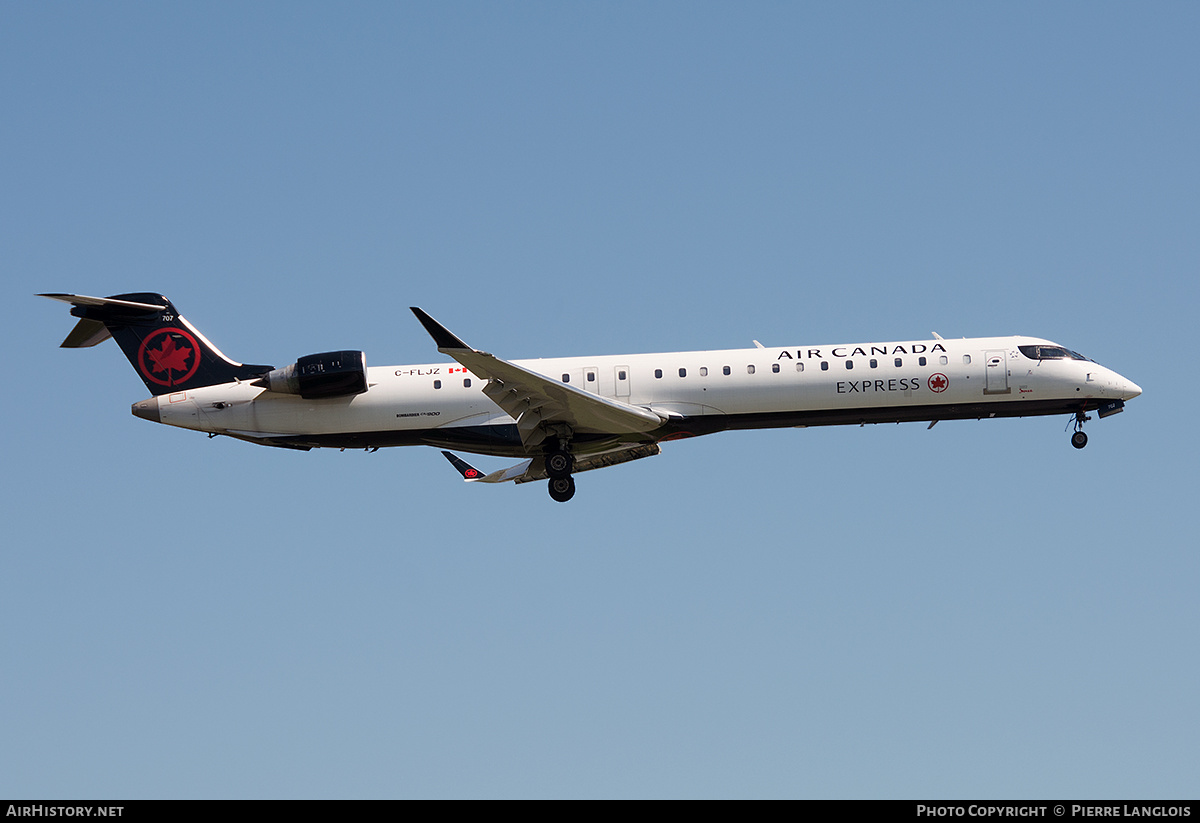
[[1124, 379, 1142, 399], [132, 397, 160, 423]]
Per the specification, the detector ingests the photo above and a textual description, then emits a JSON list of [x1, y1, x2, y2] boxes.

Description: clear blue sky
[[3, 2, 1197, 798]]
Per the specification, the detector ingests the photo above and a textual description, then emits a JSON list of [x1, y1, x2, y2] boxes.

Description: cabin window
[[618, 370, 627, 381], [845, 360, 853, 370], [699, 367, 708, 377], [894, 358, 902, 367], [771, 363, 780, 373], [679, 368, 687, 378], [963, 355, 971, 365], [796, 362, 804, 372], [463, 378, 471, 388], [919, 356, 927, 367], [747, 364, 756, 374], [655, 369, 663, 379], [433, 380, 442, 389], [723, 365, 731, 376], [870, 359, 878, 369], [561, 373, 570, 383], [821, 361, 829, 371], [939, 355, 948, 365]]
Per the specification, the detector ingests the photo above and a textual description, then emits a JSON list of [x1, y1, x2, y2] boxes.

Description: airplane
[[41, 292, 1142, 502]]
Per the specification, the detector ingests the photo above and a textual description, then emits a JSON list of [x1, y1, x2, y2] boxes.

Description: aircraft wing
[[442, 443, 660, 485], [442, 451, 540, 483], [411, 308, 667, 447]]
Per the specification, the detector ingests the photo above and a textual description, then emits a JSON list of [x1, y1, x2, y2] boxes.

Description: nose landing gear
[[1070, 410, 1091, 449]]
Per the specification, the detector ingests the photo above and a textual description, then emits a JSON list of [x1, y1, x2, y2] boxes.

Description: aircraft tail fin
[[40, 292, 273, 395]]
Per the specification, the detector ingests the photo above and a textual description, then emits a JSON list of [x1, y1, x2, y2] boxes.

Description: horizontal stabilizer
[[39, 293, 168, 313], [41, 293, 170, 347], [60, 318, 112, 348]]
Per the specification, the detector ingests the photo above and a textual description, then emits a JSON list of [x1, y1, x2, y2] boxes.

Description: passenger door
[[984, 350, 1010, 395]]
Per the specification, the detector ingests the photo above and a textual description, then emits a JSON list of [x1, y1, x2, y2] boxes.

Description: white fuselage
[[136, 335, 1142, 457]]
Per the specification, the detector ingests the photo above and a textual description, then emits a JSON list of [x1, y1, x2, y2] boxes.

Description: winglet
[[411, 307, 471, 351], [441, 450, 486, 481]]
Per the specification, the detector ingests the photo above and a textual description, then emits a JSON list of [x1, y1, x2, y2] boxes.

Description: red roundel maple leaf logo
[[928, 373, 949, 393], [137, 328, 201, 387]]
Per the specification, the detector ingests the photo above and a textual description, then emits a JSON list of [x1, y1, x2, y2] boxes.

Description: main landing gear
[[548, 475, 576, 502], [1070, 410, 1090, 449], [546, 448, 576, 502]]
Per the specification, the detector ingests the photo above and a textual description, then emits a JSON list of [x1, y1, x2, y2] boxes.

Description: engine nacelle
[[255, 351, 368, 399]]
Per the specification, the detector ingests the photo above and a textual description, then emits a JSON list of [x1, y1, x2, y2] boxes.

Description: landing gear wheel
[[1069, 410, 1091, 450], [548, 475, 576, 503], [546, 450, 574, 479]]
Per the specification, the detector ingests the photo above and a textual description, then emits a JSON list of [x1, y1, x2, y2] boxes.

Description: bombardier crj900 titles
[[42, 292, 1142, 502]]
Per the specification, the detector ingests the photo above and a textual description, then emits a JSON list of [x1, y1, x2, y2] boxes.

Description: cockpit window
[[1018, 345, 1091, 362]]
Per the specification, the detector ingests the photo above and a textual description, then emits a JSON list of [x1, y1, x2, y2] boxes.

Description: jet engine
[[254, 351, 368, 399]]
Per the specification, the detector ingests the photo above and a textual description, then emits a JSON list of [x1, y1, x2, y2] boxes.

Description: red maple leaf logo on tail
[[148, 335, 193, 376], [137, 328, 202, 387]]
